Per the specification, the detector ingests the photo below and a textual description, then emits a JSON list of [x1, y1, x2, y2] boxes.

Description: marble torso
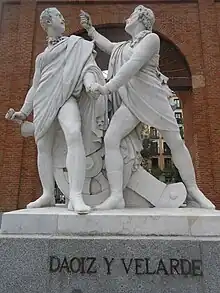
[[122, 40, 160, 70], [108, 33, 179, 132]]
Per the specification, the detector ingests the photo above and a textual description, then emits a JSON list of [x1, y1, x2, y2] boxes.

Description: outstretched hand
[[80, 10, 92, 31]]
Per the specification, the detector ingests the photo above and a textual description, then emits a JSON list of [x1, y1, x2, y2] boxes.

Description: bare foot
[[68, 194, 91, 214], [187, 186, 215, 209], [26, 194, 55, 209], [95, 193, 125, 210]]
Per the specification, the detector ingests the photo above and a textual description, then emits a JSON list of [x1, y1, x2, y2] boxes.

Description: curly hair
[[40, 7, 58, 31], [135, 6, 155, 31]]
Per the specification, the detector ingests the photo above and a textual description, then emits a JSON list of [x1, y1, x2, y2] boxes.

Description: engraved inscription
[[49, 256, 203, 277]]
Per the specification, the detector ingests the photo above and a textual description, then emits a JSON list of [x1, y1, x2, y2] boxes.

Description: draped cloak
[[32, 35, 107, 158], [107, 41, 179, 132], [107, 40, 179, 185]]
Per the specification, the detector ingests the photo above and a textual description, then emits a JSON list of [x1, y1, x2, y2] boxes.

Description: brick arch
[[75, 24, 192, 91], [76, 24, 193, 149]]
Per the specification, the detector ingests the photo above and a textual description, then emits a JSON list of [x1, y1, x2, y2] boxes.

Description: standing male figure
[[6, 8, 105, 214], [81, 6, 215, 210]]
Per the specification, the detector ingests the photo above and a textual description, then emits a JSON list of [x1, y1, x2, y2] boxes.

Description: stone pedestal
[[2, 206, 220, 236], [1, 207, 220, 293]]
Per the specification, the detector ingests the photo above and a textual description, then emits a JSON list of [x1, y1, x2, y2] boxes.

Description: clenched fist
[[5, 108, 26, 124]]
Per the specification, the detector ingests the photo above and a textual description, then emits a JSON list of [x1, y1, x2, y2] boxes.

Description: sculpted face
[[125, 10, 139, 35], [125, 6, 155, 35], [40, 8, 65, 36], [50, 8, 65, 34]]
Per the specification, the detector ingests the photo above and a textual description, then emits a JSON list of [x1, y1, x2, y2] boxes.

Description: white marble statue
[[80, 6, 215, 210], [5, 8, 108, 214]]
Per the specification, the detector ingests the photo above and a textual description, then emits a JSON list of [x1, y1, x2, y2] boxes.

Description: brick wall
[[0, 0, 220, 211]]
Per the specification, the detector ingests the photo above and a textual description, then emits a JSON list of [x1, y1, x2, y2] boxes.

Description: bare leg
[[160, 130, 215, 209], [27, 124, 55, 208], [58, 98, 90, 214], [96, 104, 139, 210]]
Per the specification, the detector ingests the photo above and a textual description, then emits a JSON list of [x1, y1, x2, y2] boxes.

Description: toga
[[21, 35, 107, 157]]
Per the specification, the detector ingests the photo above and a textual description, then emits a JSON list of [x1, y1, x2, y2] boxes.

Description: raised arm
[[80, 10, 116, 55], [87, 27, 116, 55], [20, 54, 42, 116], [105, 33, 160, 92]]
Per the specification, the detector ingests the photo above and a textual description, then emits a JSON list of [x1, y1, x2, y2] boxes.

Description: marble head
[[135, 6, 155, 30], [125, 5, 155, 34], [40, 7, 65, 36]]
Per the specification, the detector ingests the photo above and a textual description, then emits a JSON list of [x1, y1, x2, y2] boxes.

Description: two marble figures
[[6, 6, 215, 213]]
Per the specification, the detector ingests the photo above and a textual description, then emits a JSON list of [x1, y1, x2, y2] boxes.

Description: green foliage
[[163, 164, 182, 183], [151, 167, 163, 179]]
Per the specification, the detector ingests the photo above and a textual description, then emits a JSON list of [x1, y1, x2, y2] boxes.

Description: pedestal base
[[0, 233, 220, 293], [1, 207, 220, 293], [2, 206, 220, 236]]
